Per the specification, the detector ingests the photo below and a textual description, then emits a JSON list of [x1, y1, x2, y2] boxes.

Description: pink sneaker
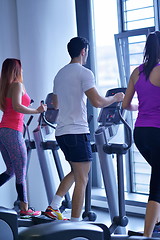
[[20, 209, 41, 217]]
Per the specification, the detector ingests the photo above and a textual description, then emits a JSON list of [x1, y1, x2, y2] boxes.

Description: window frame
[[115, 0, 160, 194]]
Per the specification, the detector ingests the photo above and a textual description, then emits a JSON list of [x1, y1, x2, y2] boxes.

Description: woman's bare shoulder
[[130, 66, 139, 84], [9, 82, 23, 95], [131, 66, 139, 75], [11, 81, 23, 88]]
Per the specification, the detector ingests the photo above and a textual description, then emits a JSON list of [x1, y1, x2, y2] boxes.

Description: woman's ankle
[[20, 201, 28, 211]]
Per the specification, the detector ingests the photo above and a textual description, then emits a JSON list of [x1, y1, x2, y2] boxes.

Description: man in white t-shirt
[[44, 37, 124, 222]]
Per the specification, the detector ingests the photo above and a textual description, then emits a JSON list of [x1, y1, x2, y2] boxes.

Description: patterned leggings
[[0, 128, 28, 203]]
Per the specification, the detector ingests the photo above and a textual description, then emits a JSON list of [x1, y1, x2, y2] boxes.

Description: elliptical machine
[[33, 93, 72, 213], [94, 87, 132, 238]]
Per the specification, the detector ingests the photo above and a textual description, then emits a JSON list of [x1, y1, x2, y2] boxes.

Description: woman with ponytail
[[123, 31, 160, 237]]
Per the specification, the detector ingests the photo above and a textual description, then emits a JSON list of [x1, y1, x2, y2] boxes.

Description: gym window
[[91, 0, 159, 196]]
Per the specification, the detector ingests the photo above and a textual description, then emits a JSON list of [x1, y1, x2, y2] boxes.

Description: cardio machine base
[[18, 221, 106, 240]]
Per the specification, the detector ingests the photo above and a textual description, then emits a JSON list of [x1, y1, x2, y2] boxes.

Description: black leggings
[[134, 127, 160, 203]]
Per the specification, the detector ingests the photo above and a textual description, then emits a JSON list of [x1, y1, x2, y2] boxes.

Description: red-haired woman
[[0, 58, 47, 216]]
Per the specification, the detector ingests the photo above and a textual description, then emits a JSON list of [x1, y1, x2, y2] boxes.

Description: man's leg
[[56, 170, 74, 197], [45, 133, 92, 221], [45, 169, 75, 220], [70, 161, 91, 219]]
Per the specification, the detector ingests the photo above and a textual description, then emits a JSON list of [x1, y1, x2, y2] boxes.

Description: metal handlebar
[[39, 100, 56, 129], [23, 115, 34, 138], [41, 112, 56, 129]]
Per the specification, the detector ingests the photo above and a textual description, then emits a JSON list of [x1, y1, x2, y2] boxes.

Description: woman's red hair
[[0, 58, 22, 111]]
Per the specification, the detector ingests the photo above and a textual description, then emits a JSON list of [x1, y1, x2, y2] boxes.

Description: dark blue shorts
[[56, 133, 93, 162]]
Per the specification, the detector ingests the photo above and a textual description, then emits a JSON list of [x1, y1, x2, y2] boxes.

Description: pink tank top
[[0, 93, 31, 132]]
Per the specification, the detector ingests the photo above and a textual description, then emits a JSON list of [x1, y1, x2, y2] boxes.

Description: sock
[[70, 217, 80, 222], [50, 195, 63, 209]]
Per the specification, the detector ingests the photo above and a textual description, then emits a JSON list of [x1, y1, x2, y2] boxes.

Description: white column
[[16, 0, 77, 209]]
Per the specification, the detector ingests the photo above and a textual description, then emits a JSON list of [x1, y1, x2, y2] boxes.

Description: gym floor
[[63, 206, 144, 233], [56, 207, 144, 240]]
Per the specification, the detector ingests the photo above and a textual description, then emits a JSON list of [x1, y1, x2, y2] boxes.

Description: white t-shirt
[[53, 63, 95, 136]]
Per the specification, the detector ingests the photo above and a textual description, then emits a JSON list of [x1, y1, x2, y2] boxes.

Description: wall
[[0, 0, 77, 211]]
